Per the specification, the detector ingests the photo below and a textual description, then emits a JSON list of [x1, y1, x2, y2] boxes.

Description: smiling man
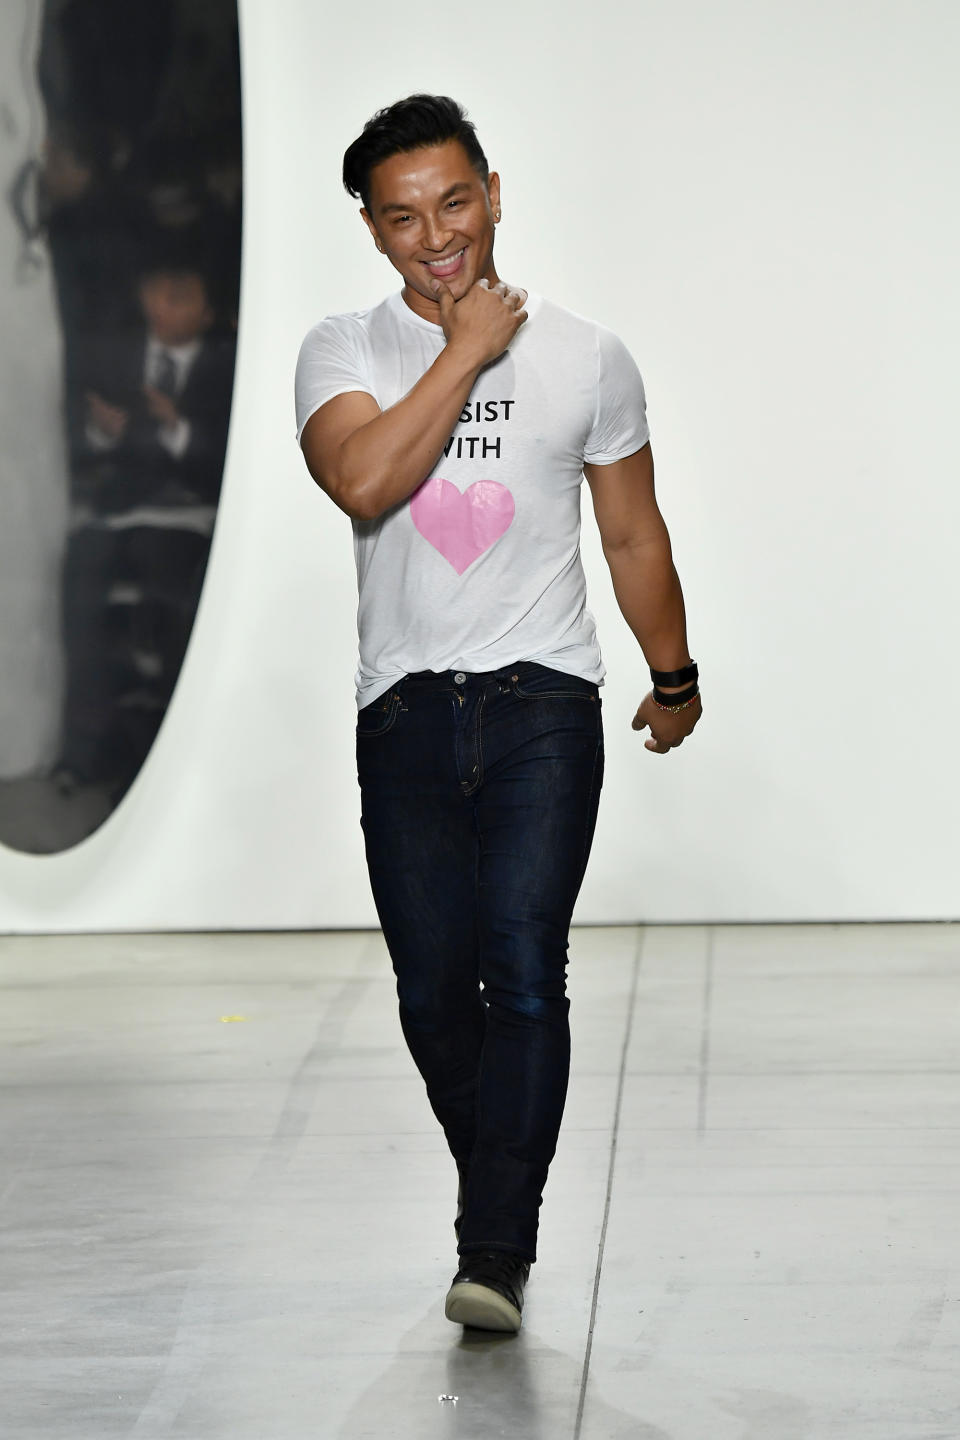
[[295, 95, 701, 1334]]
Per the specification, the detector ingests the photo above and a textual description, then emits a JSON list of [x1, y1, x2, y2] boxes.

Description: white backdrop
[[1, 0, 958, 930]]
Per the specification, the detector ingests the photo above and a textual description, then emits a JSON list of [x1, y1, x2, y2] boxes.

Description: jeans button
[[453, 672, 467, 685]]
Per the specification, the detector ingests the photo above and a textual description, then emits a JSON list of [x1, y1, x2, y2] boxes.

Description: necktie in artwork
[[153, 349, 178, 396]]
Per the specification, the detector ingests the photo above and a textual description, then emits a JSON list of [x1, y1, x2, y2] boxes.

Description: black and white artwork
[[0, 0, 241, 853]]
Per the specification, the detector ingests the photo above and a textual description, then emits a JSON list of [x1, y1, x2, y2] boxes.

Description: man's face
[[139, 272, 214, 346], [362, 140, 500, 318]]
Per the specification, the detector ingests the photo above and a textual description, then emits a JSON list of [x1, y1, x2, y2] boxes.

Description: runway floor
[[1, 923, 958, 1439]]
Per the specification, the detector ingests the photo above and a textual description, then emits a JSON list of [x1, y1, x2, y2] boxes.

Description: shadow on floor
[[336, 1305, 666, 1440]]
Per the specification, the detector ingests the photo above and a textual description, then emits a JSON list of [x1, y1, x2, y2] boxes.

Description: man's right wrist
[[441, 336, 486, 380]]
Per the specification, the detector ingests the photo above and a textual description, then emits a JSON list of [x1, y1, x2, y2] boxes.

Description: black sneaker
[[444, 1250, 531, 1333]]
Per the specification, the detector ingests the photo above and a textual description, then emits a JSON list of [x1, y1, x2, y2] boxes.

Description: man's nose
[[422, 214, 454, 251]]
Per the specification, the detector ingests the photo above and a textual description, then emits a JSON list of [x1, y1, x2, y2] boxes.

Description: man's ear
[[487, 172, 501, 215], [360, 208, 382, 251]]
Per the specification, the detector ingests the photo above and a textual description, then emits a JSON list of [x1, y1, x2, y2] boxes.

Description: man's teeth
[[425, 249, 465, 269]]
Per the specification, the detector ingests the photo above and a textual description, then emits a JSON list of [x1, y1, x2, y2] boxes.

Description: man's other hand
[[632, 691, 702, 753], [432, 277, 527, 368], [86, 391, 129, 440], [143, 386, 181, 429]]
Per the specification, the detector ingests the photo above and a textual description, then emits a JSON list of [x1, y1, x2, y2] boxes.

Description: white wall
[[1, 0, 958, 930]]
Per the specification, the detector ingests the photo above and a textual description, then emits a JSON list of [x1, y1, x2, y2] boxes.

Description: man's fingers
[[495, 283, 528, 309], [645, 738, 671, 753]]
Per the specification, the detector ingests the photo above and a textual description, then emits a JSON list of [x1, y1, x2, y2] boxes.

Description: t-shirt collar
[[388, 288, 443, 333]]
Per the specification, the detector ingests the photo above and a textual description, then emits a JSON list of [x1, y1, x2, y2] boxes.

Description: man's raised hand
[[432, 276, 527, 368]]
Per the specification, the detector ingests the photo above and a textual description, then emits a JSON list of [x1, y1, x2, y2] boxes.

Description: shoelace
[[461, 1250, 528, 1289]]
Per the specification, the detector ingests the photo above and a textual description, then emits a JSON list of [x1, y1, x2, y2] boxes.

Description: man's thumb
[[430, 277, 454, 314]]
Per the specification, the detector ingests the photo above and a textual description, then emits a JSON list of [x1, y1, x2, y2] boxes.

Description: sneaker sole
[[444, 1281, 522, 1333]]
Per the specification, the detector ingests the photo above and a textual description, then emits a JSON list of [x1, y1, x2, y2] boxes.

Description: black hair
[[342, 94, 488, 211], [135, 224, 219, 306]]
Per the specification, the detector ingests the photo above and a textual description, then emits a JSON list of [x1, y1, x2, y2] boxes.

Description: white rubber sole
[[444, 1280, 522, 1333]]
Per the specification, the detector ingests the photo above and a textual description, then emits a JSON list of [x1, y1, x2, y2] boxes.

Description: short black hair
[[135, 225, 218, 305], [342, 94, 489, 211]]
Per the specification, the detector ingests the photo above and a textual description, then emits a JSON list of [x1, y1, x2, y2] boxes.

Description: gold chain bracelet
[[652, 691, 700, 714]]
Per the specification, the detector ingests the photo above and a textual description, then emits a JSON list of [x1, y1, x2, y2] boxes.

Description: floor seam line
[[573, 924, 645, 1439], [697, 924, 715, 1137]]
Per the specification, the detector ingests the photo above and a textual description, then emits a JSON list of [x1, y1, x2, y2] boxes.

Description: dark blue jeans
[[356, 661, 604, 1262]]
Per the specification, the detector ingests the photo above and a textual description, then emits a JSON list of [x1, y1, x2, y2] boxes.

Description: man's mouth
[[423, 247, 466, 277]]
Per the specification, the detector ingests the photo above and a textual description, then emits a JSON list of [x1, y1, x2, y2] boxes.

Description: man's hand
[[432, 277, 527, 368], [632, 691, 702, 753], [144, 386, 180, 429], [300, 278, 527, 521], [86, 391, 129, 440]]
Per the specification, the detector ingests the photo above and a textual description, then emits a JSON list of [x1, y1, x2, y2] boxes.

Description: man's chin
[[423, 273, 467, 298]]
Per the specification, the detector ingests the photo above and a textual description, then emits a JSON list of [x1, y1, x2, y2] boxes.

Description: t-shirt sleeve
[[294, 315, 377, 444], [582, 326, 650, 465]]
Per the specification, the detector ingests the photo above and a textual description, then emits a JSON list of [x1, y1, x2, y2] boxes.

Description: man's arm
[[584, 442, 702, 753], [300, 280, 526, 522]]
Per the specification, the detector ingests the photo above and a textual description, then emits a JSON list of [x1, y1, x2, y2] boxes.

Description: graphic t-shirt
[[295, 290, 649, 707]]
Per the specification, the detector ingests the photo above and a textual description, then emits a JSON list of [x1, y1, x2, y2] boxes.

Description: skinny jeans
[[356, 661, 604, 1261]]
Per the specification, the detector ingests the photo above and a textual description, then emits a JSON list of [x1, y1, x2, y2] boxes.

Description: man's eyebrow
[[380, 181, 472, 214]]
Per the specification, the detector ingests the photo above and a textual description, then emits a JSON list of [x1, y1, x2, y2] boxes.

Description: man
[[61, 241, 235, 792], [77, 245, 234, 505], [295, 95, 701, 1334]]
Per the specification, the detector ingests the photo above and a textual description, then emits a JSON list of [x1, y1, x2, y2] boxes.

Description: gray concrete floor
[[1, 924, 958, 1439]]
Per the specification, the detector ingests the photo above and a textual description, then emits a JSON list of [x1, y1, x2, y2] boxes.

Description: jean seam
[[457, 689, 486, 798], [510, 681, 597, 702], [578, 730, 605, 879], [356, 689, 401, 738], [466, 808, 485, 1246]]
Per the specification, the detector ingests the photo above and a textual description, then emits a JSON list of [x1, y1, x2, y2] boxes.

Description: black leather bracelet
[[653, 682, 699, 707], [650, 660, 698, 688]]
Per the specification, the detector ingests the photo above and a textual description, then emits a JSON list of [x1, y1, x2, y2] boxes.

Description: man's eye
[[446, 200, 462, 209]]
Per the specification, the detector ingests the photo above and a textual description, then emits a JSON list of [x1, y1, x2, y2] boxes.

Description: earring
[[376, 240, 384, 252], [494, 209, 501, 222]]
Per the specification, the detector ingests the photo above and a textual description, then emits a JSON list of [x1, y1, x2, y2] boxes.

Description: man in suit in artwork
[[59, 241, 235, 791], [77, 247, 233, 508]]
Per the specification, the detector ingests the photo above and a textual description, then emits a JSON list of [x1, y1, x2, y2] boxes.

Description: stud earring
[[494, 209, 501, 222], [376, 240, 384, 252]]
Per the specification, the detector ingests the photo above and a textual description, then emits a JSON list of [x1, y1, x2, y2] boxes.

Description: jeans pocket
[[509, 665, 599, 702], [356, 689, 402, 738]]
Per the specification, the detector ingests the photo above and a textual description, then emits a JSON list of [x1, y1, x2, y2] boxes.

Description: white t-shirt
[[295, 290, 649, 707]]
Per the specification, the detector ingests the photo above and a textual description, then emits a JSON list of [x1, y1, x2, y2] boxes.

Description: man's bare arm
[[584, 443, 702, 752], [301, 280, 526, 521]]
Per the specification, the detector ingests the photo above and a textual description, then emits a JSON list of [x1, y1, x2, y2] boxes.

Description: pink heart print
[[410, 477, 515, 575]]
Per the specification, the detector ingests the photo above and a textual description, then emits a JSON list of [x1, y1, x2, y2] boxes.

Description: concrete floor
[[1, 923, 958, 1439]]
